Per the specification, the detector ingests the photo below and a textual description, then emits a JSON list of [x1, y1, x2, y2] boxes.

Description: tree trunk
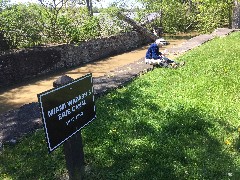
[[232, 0, 240, 29], [116, 12, 159, 41], [86, 0, 93, 16]]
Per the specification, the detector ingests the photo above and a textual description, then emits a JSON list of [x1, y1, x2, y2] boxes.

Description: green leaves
[[0, 3, 102, 48], [0, 2, 133, 49], [0, 3, 44, 48], [135, 0, 233, 33]]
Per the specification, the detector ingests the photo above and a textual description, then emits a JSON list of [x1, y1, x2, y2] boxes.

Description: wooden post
[[53, 75, 85, 180], [63, 133, 85, 180]]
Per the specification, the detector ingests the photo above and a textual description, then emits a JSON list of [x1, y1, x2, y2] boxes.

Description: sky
[[10, 0, 140, 8]]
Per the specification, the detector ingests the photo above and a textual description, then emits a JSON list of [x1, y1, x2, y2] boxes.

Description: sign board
[[38, 73, 96, 153]]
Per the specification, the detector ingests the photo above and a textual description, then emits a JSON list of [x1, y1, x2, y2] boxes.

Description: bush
[[0, 3, 44, 48], [136, 0, 231, 34], [0, 3, 129, 49]]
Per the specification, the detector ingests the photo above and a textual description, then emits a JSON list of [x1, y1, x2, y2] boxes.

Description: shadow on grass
[[0, 79, 239, 179], [0, 130, 67, 179], [83, 86, 240, 179]]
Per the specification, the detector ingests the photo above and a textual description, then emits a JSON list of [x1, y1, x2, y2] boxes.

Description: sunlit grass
[[1, 32, 240, 179]]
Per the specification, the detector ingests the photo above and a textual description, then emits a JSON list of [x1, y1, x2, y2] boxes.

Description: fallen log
[[140, 11, 162, 27], [116, 12, 159, 41]]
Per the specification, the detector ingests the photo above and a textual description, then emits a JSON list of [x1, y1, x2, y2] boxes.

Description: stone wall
[[0, 32, 152, 87]]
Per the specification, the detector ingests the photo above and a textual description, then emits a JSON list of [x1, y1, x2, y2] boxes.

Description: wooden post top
[[53, 75, 73, 88]]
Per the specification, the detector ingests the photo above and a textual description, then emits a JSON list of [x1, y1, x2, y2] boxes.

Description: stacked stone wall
[[0, 32, 151, 87]]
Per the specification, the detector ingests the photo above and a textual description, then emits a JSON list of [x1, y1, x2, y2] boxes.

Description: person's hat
[[155, 39, 164, 46]]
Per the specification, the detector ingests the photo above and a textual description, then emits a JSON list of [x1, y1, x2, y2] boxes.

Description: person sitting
[[145, 39, 183, 68]]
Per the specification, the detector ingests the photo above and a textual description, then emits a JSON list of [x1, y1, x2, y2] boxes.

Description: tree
[[135, 0, 235, 33], [232, 0, 240, 28], [86, 0, 93, 16], [68, 0, 102, 16], [38, 0, 70, 41], [81, 0, 103, 16]]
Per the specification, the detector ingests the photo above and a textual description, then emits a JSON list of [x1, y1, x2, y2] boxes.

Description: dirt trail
[[0, 38, 187, 114]]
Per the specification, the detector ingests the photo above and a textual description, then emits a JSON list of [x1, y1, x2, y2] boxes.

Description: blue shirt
[[145, 43, 162, 59]]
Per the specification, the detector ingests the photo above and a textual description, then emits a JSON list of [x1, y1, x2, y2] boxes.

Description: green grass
[[1, 32, 240, 180]]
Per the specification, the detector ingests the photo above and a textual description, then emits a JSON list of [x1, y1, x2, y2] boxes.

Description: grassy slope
[[1, 32, 240, 180]]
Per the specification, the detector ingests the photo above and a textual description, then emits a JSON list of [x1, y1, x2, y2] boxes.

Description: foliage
[[161, 2, 195, 33], [0, 3, 102, 48], [136, 0, 233, 33], [76, 15, 101, 41], [194, 1, 232, 33], [0, 3, 44, 48], [1, 31, 240, 179], [135, 0, 195, 33], [0, 1, 132, 49], [56, 7, 101, 43]]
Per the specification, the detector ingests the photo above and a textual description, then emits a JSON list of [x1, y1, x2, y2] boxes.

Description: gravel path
[[0, 28, 238, 146]]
